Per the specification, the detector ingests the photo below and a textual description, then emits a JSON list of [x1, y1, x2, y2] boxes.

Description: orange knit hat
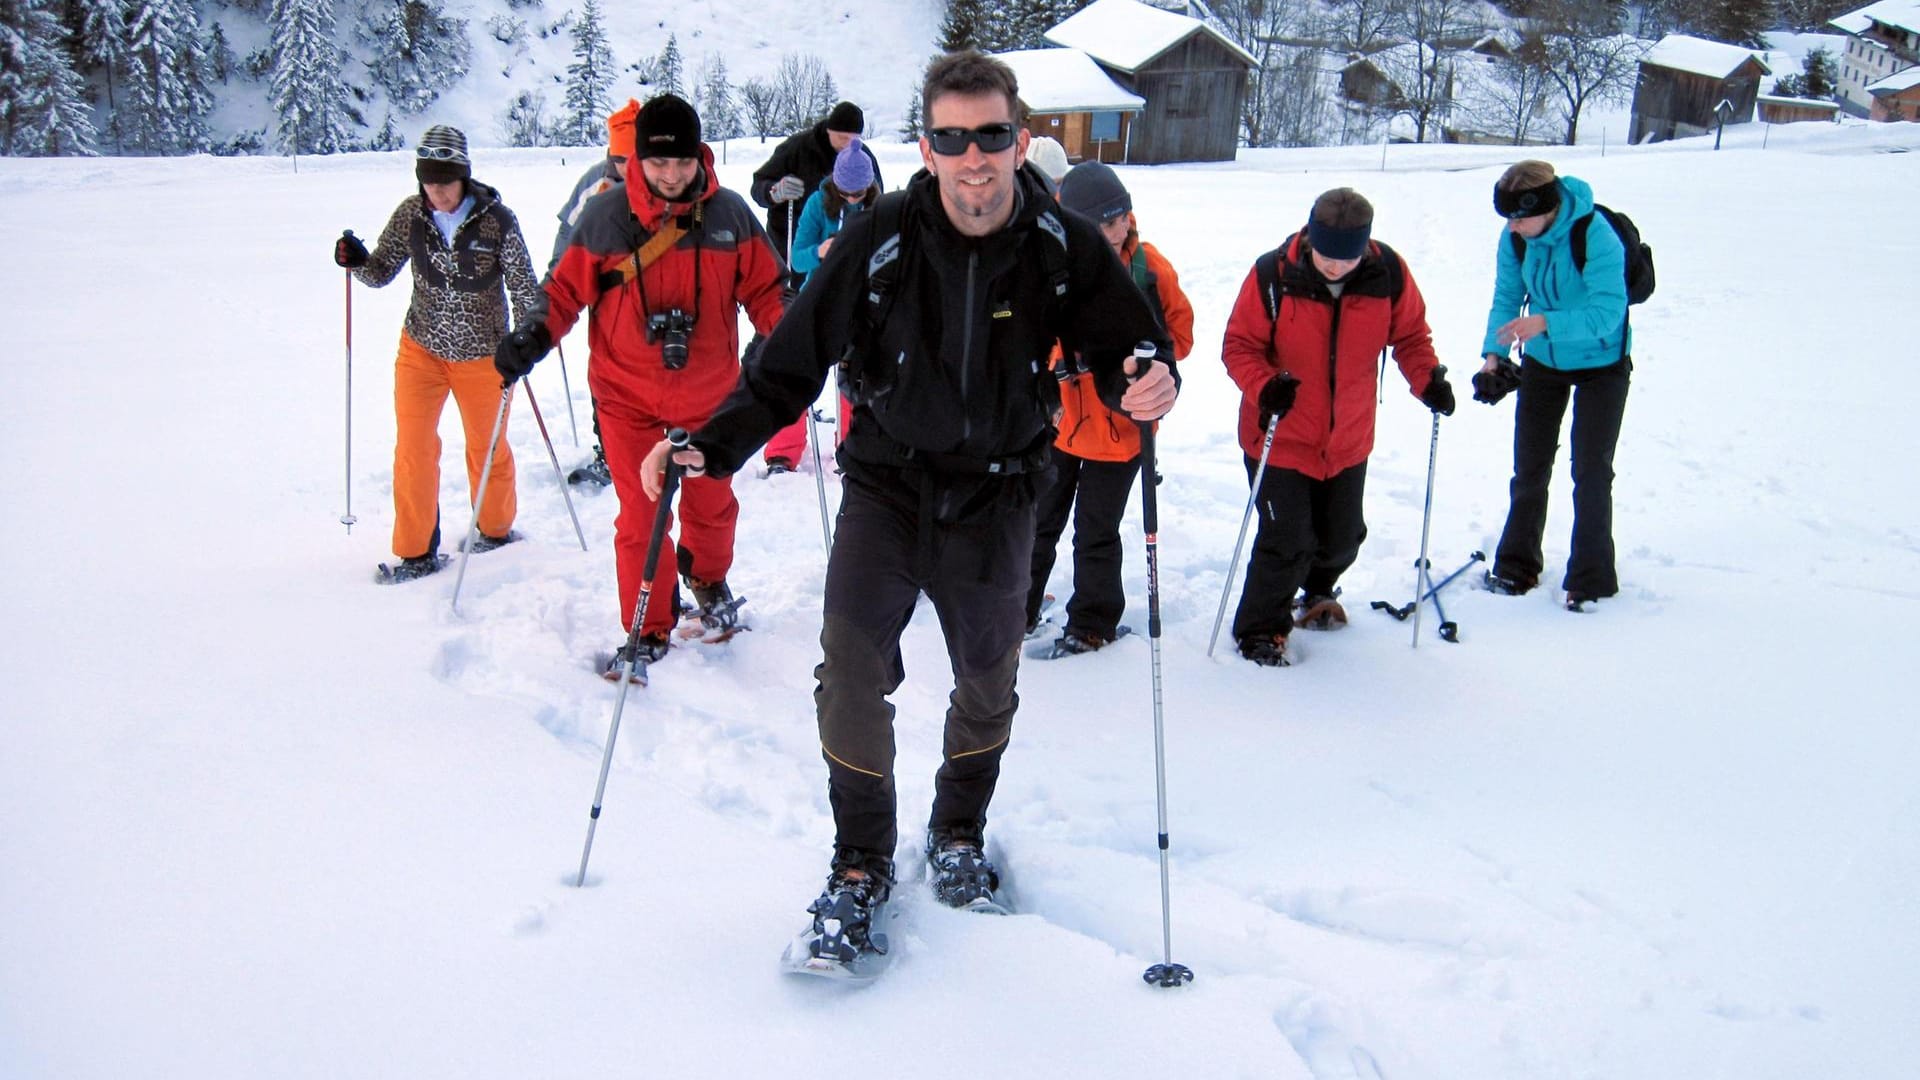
[[607, 99, 640, 159]]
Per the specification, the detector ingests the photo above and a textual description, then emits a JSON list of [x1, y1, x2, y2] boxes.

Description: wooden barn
[[1630, 34, 1772, 143], [996, 48, 1146, 166], [1868, 66, 1920, 119], [1042, 0, 1257, 164], [1756, 94, 1842, 123]]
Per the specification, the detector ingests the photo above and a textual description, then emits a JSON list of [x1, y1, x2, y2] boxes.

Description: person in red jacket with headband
[[1219, 187, 1454, 667], [494, 94, 787, 682]]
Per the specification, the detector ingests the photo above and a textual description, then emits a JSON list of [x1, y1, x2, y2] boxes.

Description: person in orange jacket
[[1219, 188, 1453, 667], [493, 94, 787, 681], [1025, 161, 1194, 657]]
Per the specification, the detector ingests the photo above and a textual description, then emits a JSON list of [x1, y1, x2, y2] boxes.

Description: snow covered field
[[3, 121, 1917, 1079]]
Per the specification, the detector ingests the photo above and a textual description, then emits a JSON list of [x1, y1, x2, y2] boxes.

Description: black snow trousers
[[1231, 459, 1369, 641], [1492, 357, 1631, 598], [814, 465, 1035, 859], [1025, 443, 1141, 640]]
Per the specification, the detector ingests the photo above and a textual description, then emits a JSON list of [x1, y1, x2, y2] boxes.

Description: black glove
[[1421, 366, 1456, 416], [493, 324, 552, 383], [1472, 355, 1523, 405], [334, 230, 368, 269], [1257, 373, 1299, 426]]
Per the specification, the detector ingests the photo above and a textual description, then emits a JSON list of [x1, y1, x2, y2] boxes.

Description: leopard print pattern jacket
[[354, 181, 542, 361]]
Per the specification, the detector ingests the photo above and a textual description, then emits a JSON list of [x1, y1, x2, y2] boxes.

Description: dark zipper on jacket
[[960, 248, 977, 444], [1325, 293, 1343, 438]]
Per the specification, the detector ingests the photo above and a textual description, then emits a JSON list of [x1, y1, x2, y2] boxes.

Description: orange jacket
[[536, 145, 786, 427], [1052, 234, 1193, 462]]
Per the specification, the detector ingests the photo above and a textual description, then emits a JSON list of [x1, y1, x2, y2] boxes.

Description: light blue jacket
[[1481, 175, 1631, 370], [788, 188, 868, 284]]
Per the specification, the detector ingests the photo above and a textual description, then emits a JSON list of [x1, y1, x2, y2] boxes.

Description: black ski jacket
[[694, 167, 1172, 481], [749, 122, 884, 257]]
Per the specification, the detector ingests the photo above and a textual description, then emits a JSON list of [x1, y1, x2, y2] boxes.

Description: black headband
[[1494, 179, 1560, 219]]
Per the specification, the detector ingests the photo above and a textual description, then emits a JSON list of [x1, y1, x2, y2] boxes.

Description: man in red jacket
[[1219, 188, 1454, 667], [495, 94, 787, 681]]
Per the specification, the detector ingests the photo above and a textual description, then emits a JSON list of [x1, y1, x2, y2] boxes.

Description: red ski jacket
[[536, 145, 786, 426], [1220, 230, 1440, 479]]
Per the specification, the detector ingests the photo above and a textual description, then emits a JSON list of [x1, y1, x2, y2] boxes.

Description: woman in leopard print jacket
[[335, 126, 543, 581]]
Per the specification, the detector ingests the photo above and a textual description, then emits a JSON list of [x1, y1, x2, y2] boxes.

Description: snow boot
[[800, 848, 894, 967], [763, 456, 796, 476], [1483, 570, 1533, 596], [601, 632, 671, 684], [374, 553, 449, 584], [1238, 633, 1291, 668], [926, 826, 1003, 911], [460, 529, 521, 554], [683, 576, 747, 639]]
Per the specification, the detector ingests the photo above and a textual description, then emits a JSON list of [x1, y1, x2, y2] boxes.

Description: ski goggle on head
[[926, 123, 1017, 156], [416, 145, 464, 161]]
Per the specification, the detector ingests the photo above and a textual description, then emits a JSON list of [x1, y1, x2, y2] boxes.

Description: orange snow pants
[[391, 332, 516, 558]]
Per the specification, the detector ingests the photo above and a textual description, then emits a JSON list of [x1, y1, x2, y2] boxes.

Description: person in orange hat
[[549, 99, 640, 489]]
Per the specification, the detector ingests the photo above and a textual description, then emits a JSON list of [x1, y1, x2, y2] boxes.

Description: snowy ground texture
[[3, 122, 1918, 1079]]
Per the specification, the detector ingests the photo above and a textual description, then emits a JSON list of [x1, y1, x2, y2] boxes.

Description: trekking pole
[[522, 380, 588, 551], [576, 428, 688, 887], [1409, 407, 1441, 649], [1207, 413, 1280, 658], [340, 248, 358, 534], [555, 341, 580, 448], [805, 404, 833, 552], [1130, 343, 1192, 990], [450, 382, 515, 616]]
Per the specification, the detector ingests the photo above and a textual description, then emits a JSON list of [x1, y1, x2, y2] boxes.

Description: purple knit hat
[[832, 138, 873, 193]]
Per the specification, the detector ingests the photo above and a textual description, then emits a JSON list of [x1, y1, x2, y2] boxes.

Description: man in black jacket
[[640, 51, 1176, 961], [750, 100, 881, 286]]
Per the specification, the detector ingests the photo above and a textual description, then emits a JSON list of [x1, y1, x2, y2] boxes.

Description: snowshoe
[[1025, 625, 1130, 661], [678, 577, 748, 643], [1023, 594, 1057, 640], [762, 457, 796, 477], [1483, 570, 1533, 596], [1238, 633, 1292, 668], [567, 451, 612, 489], [1294, 592, 1347, 630], [926, 828, 1008, 914], [1565, 591, 1599, 613], [459, 529, 521, 554], [600, 632, 671, 685], [374, 553, 450, 584], [781, 850, 895, 982]]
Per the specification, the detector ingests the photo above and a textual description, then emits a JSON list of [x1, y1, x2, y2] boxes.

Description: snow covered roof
[[1756, 93, 1841, 108], [1643, 34, 1771, 79], [1830, 0, 1920, 37], [1044, 0, 1258, 74], [996, 49, 1147, 113], [1868, 65, 1920, 92]]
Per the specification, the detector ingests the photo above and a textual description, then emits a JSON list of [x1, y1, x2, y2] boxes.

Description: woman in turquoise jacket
[[1475, 160, 1631, 610], [760, 139, 881, 470]]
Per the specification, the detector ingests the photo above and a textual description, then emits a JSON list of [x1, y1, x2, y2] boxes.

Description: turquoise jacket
[[788, 188, 868, 284], [1481, 175, 1631, 370]]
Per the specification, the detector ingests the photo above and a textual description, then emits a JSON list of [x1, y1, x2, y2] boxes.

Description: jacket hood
[[622, 143, 720, 229], [1535, 175, 1596, 249]]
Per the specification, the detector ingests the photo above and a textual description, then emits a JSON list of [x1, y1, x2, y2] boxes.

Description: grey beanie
[[415, 125, 470, 184], [1058, 161, 1131, 223]]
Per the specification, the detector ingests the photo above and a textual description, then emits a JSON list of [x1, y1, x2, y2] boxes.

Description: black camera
[[646, 309, 695, 370]]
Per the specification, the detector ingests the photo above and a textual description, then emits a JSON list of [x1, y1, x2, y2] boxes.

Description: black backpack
[[1510, 204, 1655, 306]]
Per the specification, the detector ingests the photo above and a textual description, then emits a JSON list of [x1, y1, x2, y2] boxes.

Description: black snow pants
[[1025, 443, 1141, 640], [1231, 460, 1369, 641], [1492, 357, 1631, 598]]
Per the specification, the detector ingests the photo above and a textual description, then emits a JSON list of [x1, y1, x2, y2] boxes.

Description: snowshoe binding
[[1025, 625, 1130, 661], [459, 529, 521, 554], [600, 632, 671, 685], [1564, 590, 1603, 613], [1238, 633, 1292, 668], [926, 827, 1008, 914], [762, 456, 796, 477], [678, 577, 748, 643], [374, 553, 450, 584], [781, 849, 895, 982], [1483, 570, 1533, 596], [1294, 591, 1348, 630], [567, 450, 612, 489]]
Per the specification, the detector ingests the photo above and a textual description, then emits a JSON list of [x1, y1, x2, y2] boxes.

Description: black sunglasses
[[926, 123, 1017, 156]]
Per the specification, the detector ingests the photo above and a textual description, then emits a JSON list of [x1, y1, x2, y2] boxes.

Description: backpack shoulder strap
[[1032, 205, 1073, 324], [1254, 247, 1284, 322], [837, 190, 912, 404], [1373, 239, 1405, 302], [1569, 209, 1597, 273]]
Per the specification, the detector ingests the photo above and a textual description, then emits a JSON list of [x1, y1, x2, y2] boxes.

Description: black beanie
[[826, 101, 865, 134], [635, 94, 702, 159], [1059, 161, 1132, 223]]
